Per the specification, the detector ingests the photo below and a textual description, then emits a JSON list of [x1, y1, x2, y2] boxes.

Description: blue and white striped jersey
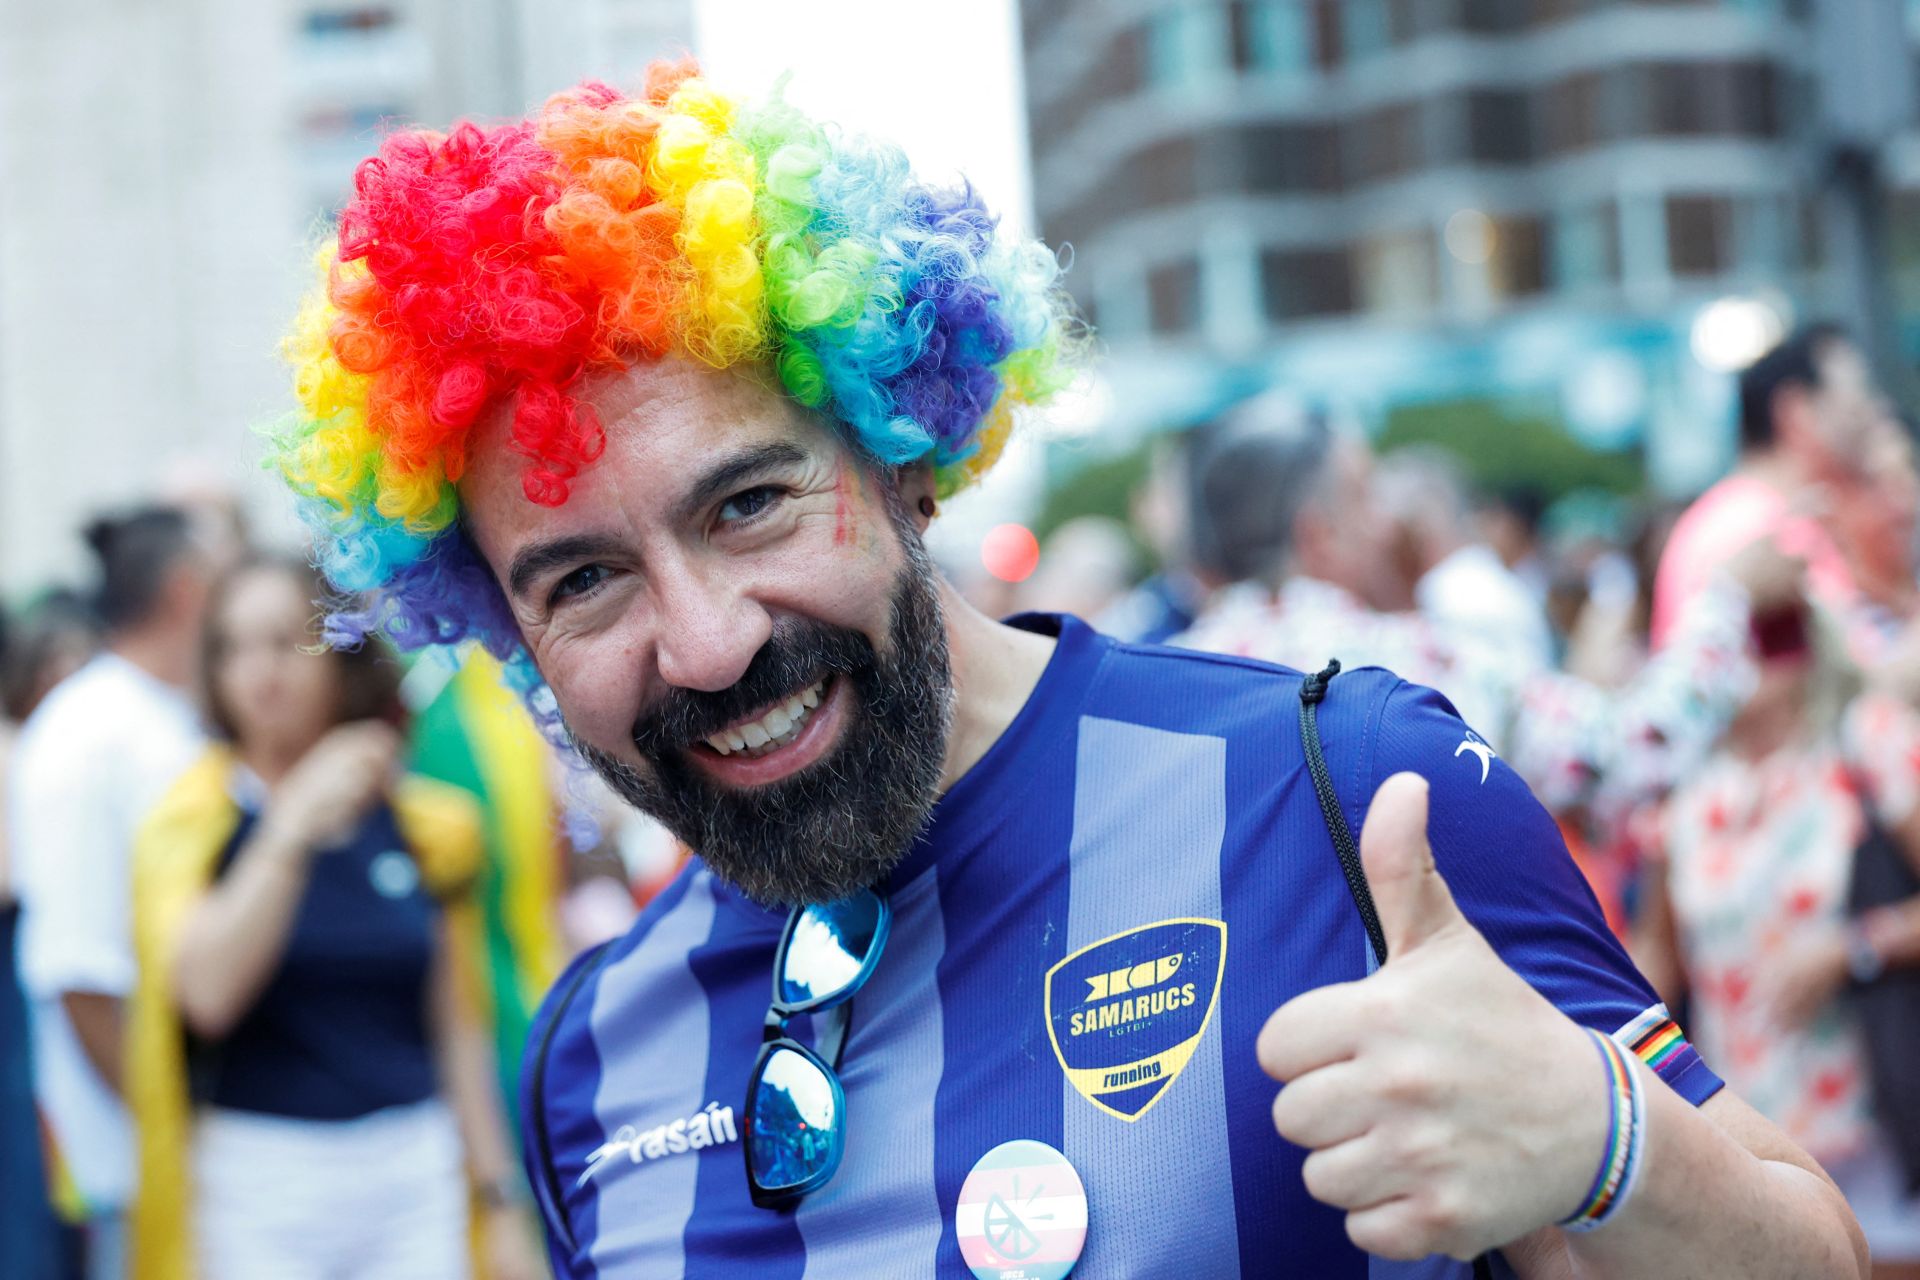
[[521, 614, 1719, 1279]]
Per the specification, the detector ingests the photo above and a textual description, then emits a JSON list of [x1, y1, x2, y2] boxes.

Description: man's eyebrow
[[672, 442, 811, 527], [506, 533, 629, 602]]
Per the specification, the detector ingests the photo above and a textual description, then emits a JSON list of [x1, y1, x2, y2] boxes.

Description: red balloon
[[981, 523, 1041, 583]]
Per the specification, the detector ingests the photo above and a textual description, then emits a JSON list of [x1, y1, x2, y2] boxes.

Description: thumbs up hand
[[1257, 773, 1609, 1262]]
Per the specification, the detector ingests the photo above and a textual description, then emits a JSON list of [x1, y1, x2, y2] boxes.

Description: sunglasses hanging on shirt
[[743, 887, 891, 1209]]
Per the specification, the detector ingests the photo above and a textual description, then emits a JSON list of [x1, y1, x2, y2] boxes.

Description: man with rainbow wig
[[269, 60, 1865, 1279]]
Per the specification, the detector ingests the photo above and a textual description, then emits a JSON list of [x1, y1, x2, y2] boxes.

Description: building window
[[1238, 122, 1344, 193], [1357, 229, 1437, 316], [1233, 0, 1314, 75], [1347, 102, 1424, 182], [1262, 246, 1355, 319], [1312, 0, 1344, 71], [1137, 135, 1200, 208], [1552, 204, 1620, 289], [1489, 216, 1548, 299], [1667, 195, 1736, 277], [1148, 259, 1202, 333], [1634, 61, 1781, 138], [1539, 71, 1607, 153], [1341, 0, 1392, 60], [1460, 0, 1528, 33], [1146, 4, 1229, 90], [1467, 90, 1533, 164]]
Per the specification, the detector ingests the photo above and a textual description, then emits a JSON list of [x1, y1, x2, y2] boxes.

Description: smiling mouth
[[698, 677, 829, 759]]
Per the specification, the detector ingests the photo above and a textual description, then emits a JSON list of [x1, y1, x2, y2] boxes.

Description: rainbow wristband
[[1559, 1027, 1648, 1233]]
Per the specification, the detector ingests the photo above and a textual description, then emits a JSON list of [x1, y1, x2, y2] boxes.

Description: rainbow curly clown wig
[[269, 59, 1080, 718]]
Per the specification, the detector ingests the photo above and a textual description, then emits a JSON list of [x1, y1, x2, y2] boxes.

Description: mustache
[[629, 617, 877, 757]]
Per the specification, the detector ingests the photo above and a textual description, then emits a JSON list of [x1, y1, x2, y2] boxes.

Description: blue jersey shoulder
[[1092, 634, 1719, 1105]]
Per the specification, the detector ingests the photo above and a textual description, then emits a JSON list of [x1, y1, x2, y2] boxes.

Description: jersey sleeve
[[1359, 678, 1723, 1107], [518, 939, 614, 1280]]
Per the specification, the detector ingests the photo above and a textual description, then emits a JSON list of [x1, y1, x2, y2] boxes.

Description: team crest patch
[[1045, 918, 1227, 1122]]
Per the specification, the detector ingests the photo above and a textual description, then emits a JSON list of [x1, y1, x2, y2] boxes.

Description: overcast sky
[[691, 0, 1034, 237]]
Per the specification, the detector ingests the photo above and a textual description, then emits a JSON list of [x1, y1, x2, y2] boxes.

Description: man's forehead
[[458, 358, 832, 536]]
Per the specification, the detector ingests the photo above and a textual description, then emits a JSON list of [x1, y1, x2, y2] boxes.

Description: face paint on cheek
[[832, 463, 855, 547]]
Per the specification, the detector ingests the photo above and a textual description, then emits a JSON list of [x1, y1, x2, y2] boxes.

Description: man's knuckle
[[1347, 1214, 1417, 1261], [1269, 1088, 1295, 1139], [1299, 1150, 1339, 1202], [1378, 1061, 1433, 1109], [1419, 1189, 1470, 1243]]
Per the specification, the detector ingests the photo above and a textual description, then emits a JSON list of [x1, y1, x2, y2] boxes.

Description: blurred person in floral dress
[[1650, 426, 1920, 1276]]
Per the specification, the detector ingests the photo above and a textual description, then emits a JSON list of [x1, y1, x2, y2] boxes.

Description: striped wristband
[[1559, 1027, 1648, 1233]]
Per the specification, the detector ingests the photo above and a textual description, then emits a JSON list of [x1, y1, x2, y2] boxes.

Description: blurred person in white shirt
[[10, 506, 215, 1278], [1375, 445, 1555, 678]]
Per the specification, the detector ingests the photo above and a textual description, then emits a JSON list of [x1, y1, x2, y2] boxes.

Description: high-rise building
[[292, 0, 695, 217], [1021, 0, 1913, 490], [0, 0, 693, 592], [0, 0, 303, 590]]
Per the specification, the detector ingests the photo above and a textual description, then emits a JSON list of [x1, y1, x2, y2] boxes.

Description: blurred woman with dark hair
[[125, 557, 541, 1280]]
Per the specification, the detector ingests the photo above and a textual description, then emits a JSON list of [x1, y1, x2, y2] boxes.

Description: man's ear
[[896, 460, 938, 534]]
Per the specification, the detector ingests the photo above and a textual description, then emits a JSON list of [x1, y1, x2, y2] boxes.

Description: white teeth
[[704, 678, 832, 760]]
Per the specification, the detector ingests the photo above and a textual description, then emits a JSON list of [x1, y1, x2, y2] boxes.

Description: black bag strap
[[1299, 660, 1388, 967], [1299, 660, 1497, 1280], [528, 939, 617, 1256]]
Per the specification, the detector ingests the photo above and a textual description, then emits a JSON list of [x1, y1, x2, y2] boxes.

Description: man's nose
[[650, 559, 771, 694]]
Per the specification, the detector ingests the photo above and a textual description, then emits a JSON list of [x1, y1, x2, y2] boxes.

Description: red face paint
[[832, 464, 853, 546]]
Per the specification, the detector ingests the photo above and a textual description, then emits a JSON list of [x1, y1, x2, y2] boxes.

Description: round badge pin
[[369, 849, 419, 899], [956, 1139, 1088, 1280]]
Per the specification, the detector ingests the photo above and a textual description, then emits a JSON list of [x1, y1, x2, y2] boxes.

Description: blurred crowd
[[961, 323, 1920, 1273], [5, 324, 1920, 1277], [0, 492, 676, 1278]]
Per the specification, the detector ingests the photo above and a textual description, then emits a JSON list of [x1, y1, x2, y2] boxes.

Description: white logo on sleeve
[[1454, 734, 1496, 784]]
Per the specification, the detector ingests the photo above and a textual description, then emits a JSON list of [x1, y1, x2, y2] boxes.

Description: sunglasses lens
[[748, 1045, 841, 1194], [779, 890, 884, 1007]]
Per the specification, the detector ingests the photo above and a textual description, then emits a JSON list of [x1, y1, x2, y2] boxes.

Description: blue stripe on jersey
[[523, 865, 699, 1278], [685, 885, 804, 1273], [583, 871, 719, 1275], [793, 866, 948, 1276], [925, 752, 1077, 1276], [1066, 716, 1240, 1279]]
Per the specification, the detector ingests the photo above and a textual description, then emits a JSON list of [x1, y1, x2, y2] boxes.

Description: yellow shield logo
[[1044, 917, 1227, 1122]]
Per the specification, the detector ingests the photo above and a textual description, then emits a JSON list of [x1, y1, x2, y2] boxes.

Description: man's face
[[459, 358, 954, 905], [1302, 439, 1406, 609], [1805, 340, 1895, 478]]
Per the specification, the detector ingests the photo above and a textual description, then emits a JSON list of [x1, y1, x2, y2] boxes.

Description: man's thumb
[[1360, 772, 1464, 960]]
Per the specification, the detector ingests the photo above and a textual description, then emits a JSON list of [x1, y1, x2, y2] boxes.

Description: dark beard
[[574, 505, 953, 907]]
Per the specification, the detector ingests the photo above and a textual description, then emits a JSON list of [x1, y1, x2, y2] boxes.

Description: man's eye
[[718, 485, 782, 525], [551, 563, 611, 605]]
